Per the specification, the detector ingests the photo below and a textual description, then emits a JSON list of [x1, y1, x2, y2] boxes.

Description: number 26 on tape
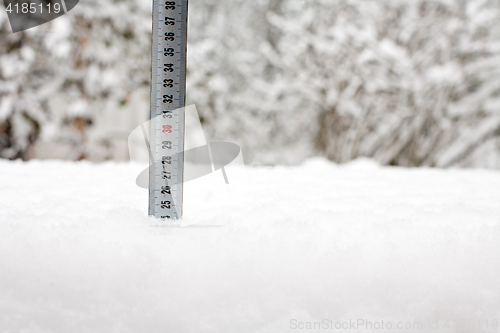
[[162, 125, 172, 134]]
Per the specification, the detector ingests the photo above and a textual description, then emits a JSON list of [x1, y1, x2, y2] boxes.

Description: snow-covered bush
[[0, 0, 152, 160], [1, 0, 500, 167], [189, 0, 500, 167], [265, 0, 500, 168]]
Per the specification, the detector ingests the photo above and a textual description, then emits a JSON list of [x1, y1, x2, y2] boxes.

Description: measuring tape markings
[[149, 0, 188, 219]]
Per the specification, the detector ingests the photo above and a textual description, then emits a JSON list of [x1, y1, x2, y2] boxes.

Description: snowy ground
[[1, 158, 500, 333]]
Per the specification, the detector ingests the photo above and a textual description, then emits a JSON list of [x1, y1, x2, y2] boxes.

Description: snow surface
[[1, 159, 500, 332]]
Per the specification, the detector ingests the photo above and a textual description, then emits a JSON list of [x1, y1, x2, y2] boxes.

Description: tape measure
[[148, 0, 188, 219]]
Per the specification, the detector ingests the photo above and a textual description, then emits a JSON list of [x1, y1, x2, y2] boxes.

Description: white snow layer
[[1, 159, 500, 333]]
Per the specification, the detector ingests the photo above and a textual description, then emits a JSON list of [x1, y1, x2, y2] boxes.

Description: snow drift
[[0, 159, 499, 332]]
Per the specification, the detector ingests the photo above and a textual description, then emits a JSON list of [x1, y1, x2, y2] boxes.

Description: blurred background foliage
[[0, 0, 499, 167]]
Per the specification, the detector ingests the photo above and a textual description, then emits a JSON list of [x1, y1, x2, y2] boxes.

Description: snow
[[2, 0, 500, 167], [1, 158, 500, 332]]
